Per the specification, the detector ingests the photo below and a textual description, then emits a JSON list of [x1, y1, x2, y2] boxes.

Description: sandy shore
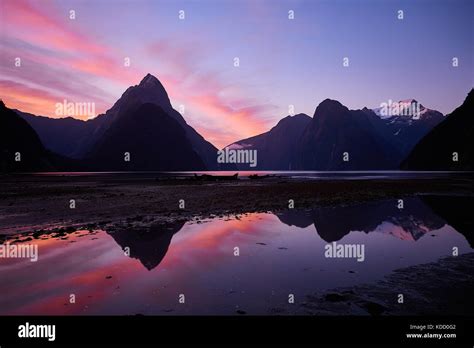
[[0, 174, 472, 236]]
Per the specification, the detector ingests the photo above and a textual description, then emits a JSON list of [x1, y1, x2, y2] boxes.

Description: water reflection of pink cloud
[[160, 215, 276, 268], [1, 233, 143, 315], [0, 213, 472, 315], [0, 215, 279, 314]]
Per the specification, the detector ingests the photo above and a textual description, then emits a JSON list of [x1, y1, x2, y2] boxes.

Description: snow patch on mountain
[[373, 99, 430, 120]]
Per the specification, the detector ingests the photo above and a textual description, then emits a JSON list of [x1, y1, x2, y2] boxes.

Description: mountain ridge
[[8, 73, 470, 172], [401, 89, 474, 170], [226, 113, 311, 170], [15, 73, 227, 170]]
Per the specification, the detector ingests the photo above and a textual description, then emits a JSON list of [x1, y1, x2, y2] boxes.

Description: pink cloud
[[0, 78, 109, 120], [187, 94, 273, 146], [0, 0, 148, 117], [0, 80, 63, 116], [1, 0, 279, 147], [146, 40, 277, 147], [2, 0, 105, 55]]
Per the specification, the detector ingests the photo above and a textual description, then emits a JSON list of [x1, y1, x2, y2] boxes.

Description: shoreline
[[294, 252, 474, 316], [0, 175, 472, 237]]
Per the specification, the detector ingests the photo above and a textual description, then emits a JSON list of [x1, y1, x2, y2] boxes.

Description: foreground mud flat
[[295, 252, 474, 316], [0, 174, 472, 236], [0, 173, 472, 316]]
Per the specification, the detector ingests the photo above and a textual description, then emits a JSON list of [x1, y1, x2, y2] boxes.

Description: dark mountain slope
[[296, 99, 401, 170], [227, 113, 311, 170], [85, 103, 206, 171], [402, 90, 474, 170], [0, 101, 53, 172]]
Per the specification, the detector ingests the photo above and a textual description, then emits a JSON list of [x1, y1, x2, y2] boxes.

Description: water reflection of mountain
[[106, 196, 472, 272], [107, 221, 185, 270], [276, 197, 447, 242], [421, 195, 473, 247]]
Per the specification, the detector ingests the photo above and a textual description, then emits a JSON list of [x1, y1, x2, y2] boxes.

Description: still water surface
[[0, 196, 471, 315]]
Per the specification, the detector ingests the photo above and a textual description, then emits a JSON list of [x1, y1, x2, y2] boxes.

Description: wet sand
[[295, 252, 474, 316]]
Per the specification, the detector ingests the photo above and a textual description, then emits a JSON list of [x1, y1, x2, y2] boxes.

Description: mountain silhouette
[[276, 197, 446, 242], [226, 97, 445, 170], [12, 77, 468, 171], [0, 101, 53, 172], [85, 103, 206, 170], [421, 195, 474, 247], [295, 99, 402, 170], [82, 73, 227, 170], [401, 89, 474, 170], [226, 113, 311, 170], [16, 109, 103, 159], [372, 101, 444, 158], [17, 73, 228, 170]]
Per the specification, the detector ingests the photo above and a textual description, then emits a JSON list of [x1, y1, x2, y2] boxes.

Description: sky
[[1, 0, 473, 148]]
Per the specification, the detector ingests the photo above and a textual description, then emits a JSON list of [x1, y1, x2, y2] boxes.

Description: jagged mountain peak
[[128, 73, 171, 105], [96, 74, 173, 129], [139, 73, 164, 88], [276, 113, 311, 126], [371, 99, 439, 120], [98, 74, 172, 118]]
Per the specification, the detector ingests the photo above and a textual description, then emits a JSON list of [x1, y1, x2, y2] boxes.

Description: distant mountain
[[372, 100, 444, 158], [401, 90, 474, 170], [226, 113, 311, 170], [15, 110, 103, 159], [0, 101, 52, 172], [296, 99, 402, 170], [373, 99, 437, 119], [227, 98, 443, 171], [13, 74, 461, 171], [85, 103, 206, 171]]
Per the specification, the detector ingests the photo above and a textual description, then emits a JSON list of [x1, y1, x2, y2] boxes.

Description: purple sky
[[1, 0, 473, 147]]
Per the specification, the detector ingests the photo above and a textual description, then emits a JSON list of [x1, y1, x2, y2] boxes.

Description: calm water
[[0, 196, 472, 315], [23, 170, 474, 180]]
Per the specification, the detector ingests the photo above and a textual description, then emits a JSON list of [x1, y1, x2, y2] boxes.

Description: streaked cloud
[[1, 0, 472, 147]]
